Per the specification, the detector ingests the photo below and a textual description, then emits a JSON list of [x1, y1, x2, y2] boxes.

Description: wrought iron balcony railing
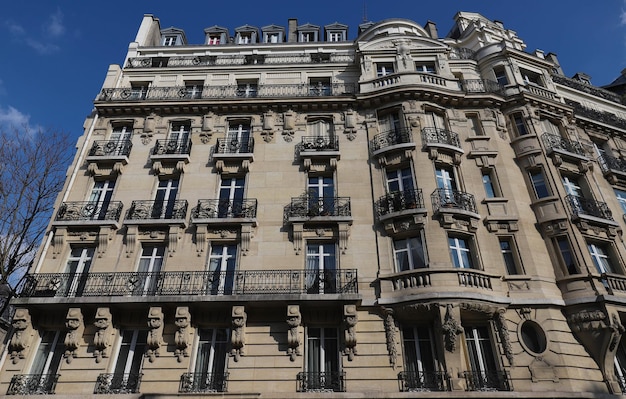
[[179, 372, 229, 393], [431, 188, 477, 214], [21, 269, 358, 297], [297, 371, 346, 392], [126, 200, 188, 220], [152, 139, 192, 155], [459, 79, 503, 95], [376, 189, 424, 217], [565, 195, 614, 221], [193, 199, 258, 219], [421, 127, 461, 148], [126, 54, 355, 69], [370, 128, 413, 152], [598, 153, 626, 174], [565, 99, 626, 131], [551, 74, 622, 104], [56, 201, 123, 222], [541, 133, 586, 157], [398, 371, 450, 392], [617, 371, 626, 393], [215, 136, 254, 154], [94, 372, 143, 394], [88, 139, 132, 157], [301, 136, 339, 152], [7, 374, 60, 395], [286, 196, 351, 218], [463, 370, 511, 391]]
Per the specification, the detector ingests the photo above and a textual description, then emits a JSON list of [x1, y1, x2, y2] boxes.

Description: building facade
[[3, 11, 626, 398]]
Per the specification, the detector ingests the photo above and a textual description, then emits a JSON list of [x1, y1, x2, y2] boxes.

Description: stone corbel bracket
[[146, 307, 164, 362], [441, 304, 463, 352], [174, 307, 191, 362], [231, 306, 247, 362], [343, 304, 358, 361], [383, 308, 398, 369], [8, 308, 33, 364], [64, 308, 84, 364], [286, 305, 302, 361], [93, 308, 113, 363]]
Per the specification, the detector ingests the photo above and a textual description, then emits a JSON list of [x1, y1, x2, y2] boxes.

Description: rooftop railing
[[126, 54, 355, 69]]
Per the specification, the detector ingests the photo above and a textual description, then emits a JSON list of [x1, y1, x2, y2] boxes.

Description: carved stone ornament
[[200, 112, 215, 143], [142, 113, 157, 144], [383, 308, 398, 369], [441, 304, 463, 352], [282, 110, 296, 142], [495, 309, 514, 365], [231, 306, 247, 361], [93, 307, 113, 363], [343, 109, 357, 141], [174, 307, 191, 362], [8, 308, 33, 364], [146, 307, 164, 362], [64, 308, 84, 364], [343, 304, 358, 361], [286, 305, 302, 361]]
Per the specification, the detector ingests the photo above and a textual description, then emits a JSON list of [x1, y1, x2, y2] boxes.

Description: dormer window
[[327, 31, 344, 42], [300, 32, 316, 42], [162, 36, 178, 46], [207, 35, 221, 45], [324, 23, 348, 43], [160, 28, 186, 46], [377, 63, 395, 77], [415, 62, 436, 74], [520, 68, 543, 87], [238, 33, 252, 44]]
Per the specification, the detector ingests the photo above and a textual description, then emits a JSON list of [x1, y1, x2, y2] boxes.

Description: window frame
[[393, 234, 428, 272], [466, 113, 484, 136], [376, 62, 395, 77], [498, 236, 523, 275], [587, 241, 620, 274], [553, 236, 578, 275], [510, 113, 529, 136], [528, 168, 550, 199], [415, 62, 437, 74], [191, 327, 230, 391], [481, 168, 501, 199], [448, 235, 478, 269], [29, 330, 64, 377], [206, 243, 238, 295], [493, 66, 508, 86]]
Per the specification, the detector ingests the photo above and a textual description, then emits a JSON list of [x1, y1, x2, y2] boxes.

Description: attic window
[[162, 35, 178, 46], [207, 35, 221, 45]]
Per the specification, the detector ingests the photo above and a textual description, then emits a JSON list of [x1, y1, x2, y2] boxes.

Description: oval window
[[520, 321, 547, 354]]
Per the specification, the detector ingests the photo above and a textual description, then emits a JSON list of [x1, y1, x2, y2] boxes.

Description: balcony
[[459, 79, 503, 95], [299, 136, 340, 172], [449, 48, 476, 60], [126, 200, 188, 221], [55, 201, 123, 225], [297, 371, 346, 392], [301, 136, 339, 152], [286, 196, 351, 220], [376, 189, 424, 217], [551, 74, 622, 104], [564, 195, 619, 234], [598, 153, 626, 183], [88, 139, 132, 158], [541, 133, 588, 166], [463, 370, 511, 391], [565, 99, 626, 131], [524, 83, 558, 101], [215, 136, 254, 154], [431, 188, 477, 214], [421, 127, 463, 161], [192, 199, 258, 221], [398, 371, 450, 392], [94, 372, 143, 394], [21, 269, 359, 298], [370, 127, 414, 153], [7, 374, 59, 395], [179, 372, 229, 393], [152, 139, 192, 156], [126, 53, 355, 68]]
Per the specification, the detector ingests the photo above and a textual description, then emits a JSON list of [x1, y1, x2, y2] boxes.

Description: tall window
[[169, 122, 190, 148], [402, 326, 438, 389], [111, 125, 133, 143], [192, 328, 229, 391], [218, 177, 245, 217], [449, 236, 474, 269], [493, 66, 508, 86], [482, 170, 497, 198], [308, 175, 335, 215], [464, 326, 501, 390], [64, 247, 94, 296], [615, 189, 626, 214], [88, 179, 116, 219], [136, 245, 165, 295], [154, 178, 179, 218], [467, 114, 484, 136], [588, 242, 616, 274], [378, 112, 401, 134], [520, 68, 543, 86], [511, 113, 529, 136], [529, 169, 550, 199], [435, 165, 457, 191], [309, 79, 331, 96], [376, 63, 395, 77], [387, 167, 414, 193], [30, 330, 64, 379], [305, 327, 341, 391], [394, 236, 427, 271], [327, 31, 344, 42], [554, 236, 577, 275], [307, 119, 332, 139], [499, 237, 521, 275], [424, 111, 446, 130], [227, 122, 252, 152], [306, 243, 336, 294], [185, 81, 203, 99], [207, 244, 237, 295], [614, 337, 626, 393], [110, 330, 147, 393]]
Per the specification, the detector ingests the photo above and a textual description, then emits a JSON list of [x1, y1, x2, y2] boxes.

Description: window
[[110, 330, 147, 393], [510, 113, 529, 136], [299, 31, 317, 42], [307, 118, 333, 139], [169, 122, 190, 147], [499, 237, 522, 274], [136, 245, 165, 295], [464, 326, 503, 390], [327, 31, 344, 42], [614, 336, 626, 392], [493, 66, 508, 86], [227, 122, 252, 152], [237, 33, 252, 44], [129, 82, 149, 100], [466, 114, 484, 136], [378, 111, 401, 134], [207, 35, 221, 45], [615, 189, 626, 214], [30, 330, 64, 380], [376, 63, 395, 77], [309, 78, 331, 96], [424, 111, 446, 130], [435, 165, 457, 191], [236, 80, 258, 98], [184, 81, 203, 99], [218, 177, 245, 217], [415, 62, 436, 74], [529, 169, 550, 199], [111, 124, 133, 143], [394, 236, 427, 271], [481, 170, 498, 198], [304, 327, 341, 391], [520, 68, 543, 86], [88, 179, 115, 219], [562, 175, 588, 213], [207, 244, 237, 295], [541, 118, 561, 136], [308, 175, 335, 215], [306, 243, 337, 294], [154, 178, 180, 218], [554, 236, 577, 275], [191, 328, 229, 392], [386, 167, 414, 193], [448, 236, 475, 269], [265, 32, 281, 43], [588, 242, 617, 274], [64, 247, 94, 296], [162, 35, 178, 46], [402, 326, 439, 390]]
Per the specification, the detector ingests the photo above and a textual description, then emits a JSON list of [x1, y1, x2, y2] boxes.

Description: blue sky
[[0, 1, 624, 140]]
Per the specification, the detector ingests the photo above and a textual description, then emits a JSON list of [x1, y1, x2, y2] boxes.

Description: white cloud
[[0, 106, 31, 128], [3, 8, 65, 55], [43, 9, 64, 38], [621, 9, 626, 26], [25, 38, 59, 55], [5, 20, 24, 36]]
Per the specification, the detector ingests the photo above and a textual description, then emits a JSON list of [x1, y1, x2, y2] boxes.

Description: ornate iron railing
[[398, 371, 450, 392], [97, 83, 357, 102], [215, 136, 254, 154], [193, 198, 258, 219], [431, 188, 477, 214], [370, 128, 413, 152], [297, 371, 346, 392], [286, 196, 351, 218], [617, 371, 626, 393], [126, 200, 188, 220], [551, 74, 622, 104], [301, 136, 339, 152], [598, 153, 626, 174], [565, 99, 626, 130], [56, 201, 123, 222], [463, 370, 511, 391], [126, 54, 355, 68], [449, 47, 476, 60], [179, 372, 229, 393], [459, 79, 503, 94], [7, 374, 60, 395], [89, 139, 132, 157], [564, 195, 613, 221], [541, 133, 586, 157], [152, 139, 192, 155], [21, 269, 358, 297], [421, 127, 461, 148], [94, 372, 143, 394], [376, 189, 424, 217]]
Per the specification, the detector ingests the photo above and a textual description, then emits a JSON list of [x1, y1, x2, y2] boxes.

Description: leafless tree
[[0, 126, 74, 317]]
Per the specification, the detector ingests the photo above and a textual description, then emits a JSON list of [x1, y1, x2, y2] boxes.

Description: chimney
[[424, 21, 438, 39], [288, 18, 298, 43], [545, 52, 564, 75]]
